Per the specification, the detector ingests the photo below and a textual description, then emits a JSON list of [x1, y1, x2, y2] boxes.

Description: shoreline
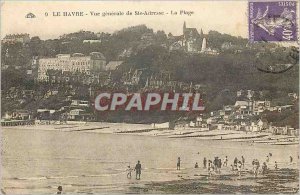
[[2, 122, 299, 145]]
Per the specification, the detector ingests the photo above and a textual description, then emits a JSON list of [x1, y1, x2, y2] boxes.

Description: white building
[[253, 100, 271, 115], [200, 38, 219, 55], [83, 40, 101, 43], [2, 33, 30, 44], [71, 100, 89, 107], [37, 52, 106, 81]]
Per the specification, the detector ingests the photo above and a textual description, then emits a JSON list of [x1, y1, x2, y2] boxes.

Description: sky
[[1, 1, 249, 40]]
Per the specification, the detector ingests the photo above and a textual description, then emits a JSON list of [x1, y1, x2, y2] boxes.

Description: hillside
[[1, 25, 299, 122]]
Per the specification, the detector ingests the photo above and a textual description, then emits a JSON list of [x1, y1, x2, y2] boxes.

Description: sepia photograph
[[1, 0, 299, 194]]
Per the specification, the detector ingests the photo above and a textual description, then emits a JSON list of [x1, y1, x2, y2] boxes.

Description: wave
[[15, 176, 48, 180], [10, 172, 127, 181]]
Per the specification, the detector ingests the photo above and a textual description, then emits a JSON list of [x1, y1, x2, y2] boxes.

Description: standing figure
[[253, 159, 260, 177], [217, 158, 222, 173], [266, 156, 269, 163], [262, 162, 268, 175], [127, 165, 133, 179], [214, 157, 219, 173], [234, 157, 238, 170], [290, 156, 293, 163], [177, 157, 181, 170], [234, 157, 238, 164], [237, 161, 243, 178], [208, 160, 212, 171], [241, 156, 245, 168], [208, 160, 213, 176], [275, 161, 278, 170], [223, 156, 228, 167], [203, 157, 207, 169], [134, 160, 142, 180]]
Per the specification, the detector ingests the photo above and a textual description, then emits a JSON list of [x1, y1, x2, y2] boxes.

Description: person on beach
[[266, 156, 269, 163], [252, 159, 260, 177], [234, 157, 238, 164], [208, 160, 212, 170], [203, 157, 207, 169], [275, 161, 278, 170], [134, 161, 142, 180], [208, 160, 213, 176], [127, 165, 133, 179], [195, 162, 199, 168], [290, 156, 293, 163], [262, 162, 268, 175], [223, 156, 228, 167], [213, 157, 218, 173], [241, 156, 245, 168], [234, 157, 238, 170], [237, 161, 242, 178], [217, 158, 222, 173], [57, 186, 63, 194], [177, 157, 181, 170]]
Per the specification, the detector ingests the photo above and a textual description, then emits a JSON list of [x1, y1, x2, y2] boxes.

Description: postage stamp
[[249, 1, 298, 42]]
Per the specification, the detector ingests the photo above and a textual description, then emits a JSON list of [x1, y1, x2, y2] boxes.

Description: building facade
[[37, 52, 106, 82], [2, 33, 30, 44]]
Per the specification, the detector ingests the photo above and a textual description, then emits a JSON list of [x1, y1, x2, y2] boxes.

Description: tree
[[29, 36, 42, 56], [1, 68, 26, 90], [155, 30, 167, 43]]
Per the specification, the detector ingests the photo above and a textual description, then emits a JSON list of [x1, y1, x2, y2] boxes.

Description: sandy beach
[[3, 122, 299, 145]]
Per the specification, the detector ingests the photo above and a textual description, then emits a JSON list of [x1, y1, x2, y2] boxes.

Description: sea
[[1, 128, 299, 194]]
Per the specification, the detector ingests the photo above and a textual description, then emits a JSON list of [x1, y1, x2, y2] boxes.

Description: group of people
[[196, 154, 289, 177], [126, 155, 295, 180], [187, 155, 245, 176], [204, 155, 262, 177]]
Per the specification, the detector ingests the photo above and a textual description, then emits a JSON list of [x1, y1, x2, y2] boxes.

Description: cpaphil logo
[[94, 92, 205, 112], [25, 13, 36, 18]]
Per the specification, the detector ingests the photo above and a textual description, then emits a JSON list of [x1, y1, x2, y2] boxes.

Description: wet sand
[[129, 168, 299, 194]]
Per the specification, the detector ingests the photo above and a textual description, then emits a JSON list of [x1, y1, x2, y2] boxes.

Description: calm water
[[2, 128, 299, 194]]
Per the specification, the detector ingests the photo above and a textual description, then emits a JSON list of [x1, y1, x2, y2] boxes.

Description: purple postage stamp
[[249, 1, 297, 42]]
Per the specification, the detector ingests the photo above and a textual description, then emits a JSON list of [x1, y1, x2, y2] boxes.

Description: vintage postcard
[[1, 0, 299, 194]]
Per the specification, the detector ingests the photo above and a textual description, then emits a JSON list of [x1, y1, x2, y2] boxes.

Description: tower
[[201, 38, 207, 52], [183, 21, 187, 48], [200, 29, 204, 37]]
